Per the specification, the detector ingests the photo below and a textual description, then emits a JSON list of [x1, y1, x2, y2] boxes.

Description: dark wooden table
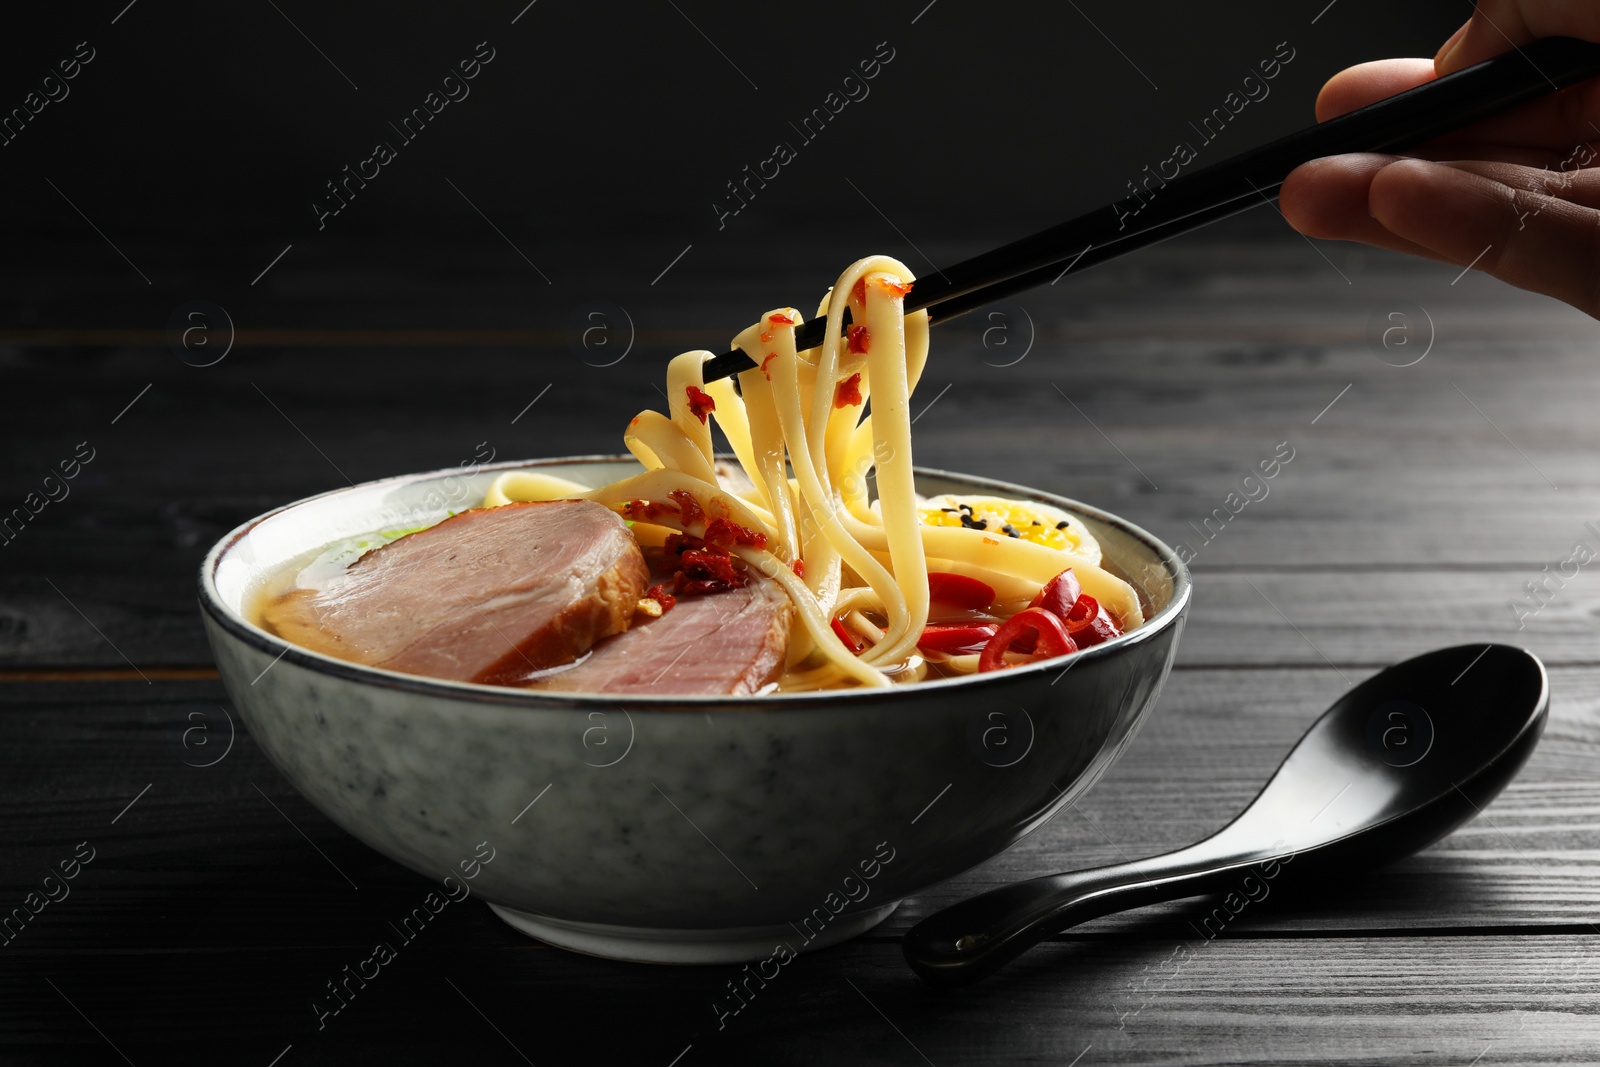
[[6, 213, 1599, 1065]]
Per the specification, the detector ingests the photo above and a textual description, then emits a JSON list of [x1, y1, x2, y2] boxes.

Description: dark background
[[0, 0, 1458, 332]]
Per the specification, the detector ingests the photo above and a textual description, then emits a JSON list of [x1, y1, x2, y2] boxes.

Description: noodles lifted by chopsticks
[[485, 256, 1143, 690]]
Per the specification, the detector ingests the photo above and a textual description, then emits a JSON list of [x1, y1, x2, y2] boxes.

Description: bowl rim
[[199, 454, 1191, 708]]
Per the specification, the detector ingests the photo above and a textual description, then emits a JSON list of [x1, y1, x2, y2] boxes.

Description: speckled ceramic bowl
[[200, 456, 1190, 964]]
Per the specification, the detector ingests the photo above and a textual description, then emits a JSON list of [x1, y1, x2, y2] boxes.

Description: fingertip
[[1279, 160, 1339, 237], [1279, 154, 1405, 238], [1315, 59, 1437, 122]]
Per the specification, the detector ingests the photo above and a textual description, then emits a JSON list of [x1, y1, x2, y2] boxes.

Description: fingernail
[[1435, 19, 1471, 72]]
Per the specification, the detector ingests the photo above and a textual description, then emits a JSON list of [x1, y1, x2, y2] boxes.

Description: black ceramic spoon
[[903, 644, 1549, 988]]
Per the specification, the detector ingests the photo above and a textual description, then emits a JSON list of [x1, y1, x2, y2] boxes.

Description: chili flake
[[668, 489, 706, 528], [662, 533, 749, 596], [684, 385, 715, 424], [622, 498, 669, 522], [834, 372, 863, 408], [703, 516, 768, 550]]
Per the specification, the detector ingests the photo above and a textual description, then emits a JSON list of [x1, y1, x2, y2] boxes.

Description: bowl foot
[[486, 900, 901, 964]]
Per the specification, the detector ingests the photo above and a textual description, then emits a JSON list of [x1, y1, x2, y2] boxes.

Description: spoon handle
[[902, 845, 1275, 988]]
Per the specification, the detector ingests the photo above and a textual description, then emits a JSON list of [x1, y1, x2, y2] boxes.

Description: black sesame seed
[[1055, 521, 1069, 530], [940, 507, 958, 513], [1002, 524, 1021, 537]]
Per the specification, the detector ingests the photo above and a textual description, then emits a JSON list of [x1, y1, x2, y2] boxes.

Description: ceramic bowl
[[200, 456, 1190, 964]]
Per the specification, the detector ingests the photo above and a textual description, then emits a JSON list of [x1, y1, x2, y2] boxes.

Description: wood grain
[[7, 221, 1600, 1065], [4, 225, 1599, 576], [2, 668, 1595, 955], [5, 935, 1598, 1065]]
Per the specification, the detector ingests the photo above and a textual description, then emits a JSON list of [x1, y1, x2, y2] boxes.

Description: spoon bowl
[[903, 644, 1549, 987]]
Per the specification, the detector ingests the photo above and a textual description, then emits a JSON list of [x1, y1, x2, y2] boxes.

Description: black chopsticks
[[700, 35, 1600, 383]]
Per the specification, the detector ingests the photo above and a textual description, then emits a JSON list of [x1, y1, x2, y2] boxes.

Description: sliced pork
[[533, 566, 791, 697], [260, 500, 650, 685]]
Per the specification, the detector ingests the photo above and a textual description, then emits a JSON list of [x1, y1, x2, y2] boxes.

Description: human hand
[[1279, 2, 1600, 315]]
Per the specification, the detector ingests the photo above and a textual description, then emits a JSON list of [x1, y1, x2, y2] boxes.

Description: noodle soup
[[253, 257, 1143, 695]]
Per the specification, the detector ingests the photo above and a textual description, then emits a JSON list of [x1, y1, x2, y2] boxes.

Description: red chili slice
[[1065, 594, 1120, 648], [831, 617, 862, 654], [684, 385, 716, 424], [1029, 567, 1083, 620], [928, 572, 996, 611], [917, 623, 999, 654], [834, 372, 863, 408], [978, 607, 1076, 672]]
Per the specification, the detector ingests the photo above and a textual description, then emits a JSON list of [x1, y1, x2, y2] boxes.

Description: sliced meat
[[532, 566, 791, 697], [260, 500, 650, 685]]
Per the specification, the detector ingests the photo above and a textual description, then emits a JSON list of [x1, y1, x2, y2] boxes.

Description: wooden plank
[[1171, 569, 1599, 669], [4, 227, 1599, 669], [6, 419, 1594, 572], [1, 273, 1594, 711], [943, 665, 1600, 934], [2, 667, 1596, 954], [3, 289, 1596, 577], [3, 936, 1597, 1064]]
